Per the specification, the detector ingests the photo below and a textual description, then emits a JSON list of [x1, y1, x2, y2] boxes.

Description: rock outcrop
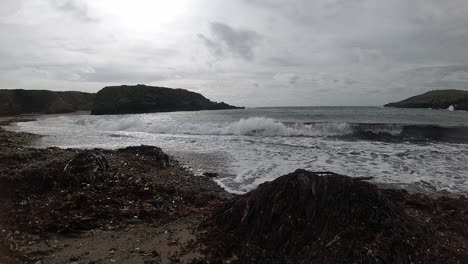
[[384, 89, 468, 110], [203, 169, 468, 263], [0, 89, 95, 116], [63, 151, 110, 186], [91, 85, 243, 115]]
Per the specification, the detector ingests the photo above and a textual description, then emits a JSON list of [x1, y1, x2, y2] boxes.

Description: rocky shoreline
[[0, 117, 467, 263], [385, 89, 468, 111], [0, 86, 244, 117], [0, 117, 231, 263]]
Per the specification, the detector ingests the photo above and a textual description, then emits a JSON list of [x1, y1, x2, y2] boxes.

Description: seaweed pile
[[202, 170, 468, 263]]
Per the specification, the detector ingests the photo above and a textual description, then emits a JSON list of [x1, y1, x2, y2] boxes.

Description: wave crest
[[72, 116, 404, 138], [222, 118, 353, 136], [21, 115, 468, 143]]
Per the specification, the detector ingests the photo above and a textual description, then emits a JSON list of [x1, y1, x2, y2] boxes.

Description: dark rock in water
[[203, 169, 466, 263], [0, 89, 95, 116], [384, 89, 468, 110], [63, 152, 109, 186], [203, 172, 219, 178], [91, 84, 244, 115]]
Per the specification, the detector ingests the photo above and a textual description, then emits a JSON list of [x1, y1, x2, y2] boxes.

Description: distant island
[[91, 85, 243, 115], [0, 85, 243, 116], [385, 89, 468, 111], [0, 89, 94, 116]]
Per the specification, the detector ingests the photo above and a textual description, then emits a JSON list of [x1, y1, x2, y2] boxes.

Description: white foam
[[13, 114, 468, 194], [30, 116, 356, 137]]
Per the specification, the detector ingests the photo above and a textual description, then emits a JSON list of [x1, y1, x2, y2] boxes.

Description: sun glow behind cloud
[[91, 1, 192, 35]]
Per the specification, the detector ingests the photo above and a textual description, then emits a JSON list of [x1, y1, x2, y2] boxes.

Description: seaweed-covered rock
[[63, 151, 109, 186], [203, 170, 467, 263], [209, 170, 402, 256]]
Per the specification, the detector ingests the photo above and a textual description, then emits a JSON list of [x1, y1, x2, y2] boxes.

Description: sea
[[12, 106, 468, 194]]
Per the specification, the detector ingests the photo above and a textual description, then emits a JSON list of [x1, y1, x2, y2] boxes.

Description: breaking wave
[[65, 116, 468, 143]]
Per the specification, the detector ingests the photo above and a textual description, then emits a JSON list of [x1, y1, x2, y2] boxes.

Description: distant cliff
[[0, 89, 95, 116], [91, 85, 244, 115], [384, 90, 468, 110]]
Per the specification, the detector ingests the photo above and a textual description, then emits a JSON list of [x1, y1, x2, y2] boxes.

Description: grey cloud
[[250, 0, 468, 65], [80, 67, 169, 83], [290, 75, 300, 85], [410, 65, 468, 88], [197, 34, 223, 58], [0, 1, 23, 16], [382, 64, 468, 102], [412, 65, 468, 75], [1, 63, 170, 84], [199, 22, 261, 61], [266, 57, 304, 67], [50, 0, 97, 22]]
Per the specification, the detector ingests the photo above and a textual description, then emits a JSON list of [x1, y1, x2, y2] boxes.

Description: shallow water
[[12, 107, 468, 194]]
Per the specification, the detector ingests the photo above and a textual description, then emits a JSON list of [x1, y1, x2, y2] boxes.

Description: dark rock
[[91, 85, 244, 115], [384, 89, 468, 110], [210, 170, 400, 253], [0, 89, 95, 116], [203, 172, 219, 178], [63, 151, 109, 186], [203, 169, 468, 263]]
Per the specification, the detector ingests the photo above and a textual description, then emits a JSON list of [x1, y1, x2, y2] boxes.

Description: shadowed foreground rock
[[202, 170, 468, 263], [63, 151, 109, 186]]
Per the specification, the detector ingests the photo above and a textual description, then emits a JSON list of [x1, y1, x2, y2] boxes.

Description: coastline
[[0, 117, 231, 263], [0, 117, 467, 263]]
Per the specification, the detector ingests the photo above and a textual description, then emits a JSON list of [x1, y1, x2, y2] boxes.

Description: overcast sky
[[1, 0, 468, 106]]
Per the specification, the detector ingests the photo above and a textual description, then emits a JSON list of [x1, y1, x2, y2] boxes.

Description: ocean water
[[12, 106, 468, 194]]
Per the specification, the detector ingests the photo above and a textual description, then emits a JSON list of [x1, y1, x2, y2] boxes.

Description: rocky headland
[[0, 118, 466, 263], [91, 85, 244, 115], [0, 90, 95, 116], [385, 89, 468, 110], [0, 85, 243, 117]]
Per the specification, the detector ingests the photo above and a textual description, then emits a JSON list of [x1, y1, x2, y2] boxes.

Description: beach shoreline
[[0, 116, 467, 263], [0, 116, 230, 263]]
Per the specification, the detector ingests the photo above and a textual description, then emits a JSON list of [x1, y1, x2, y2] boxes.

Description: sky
[[1, 0, 468, 107]]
